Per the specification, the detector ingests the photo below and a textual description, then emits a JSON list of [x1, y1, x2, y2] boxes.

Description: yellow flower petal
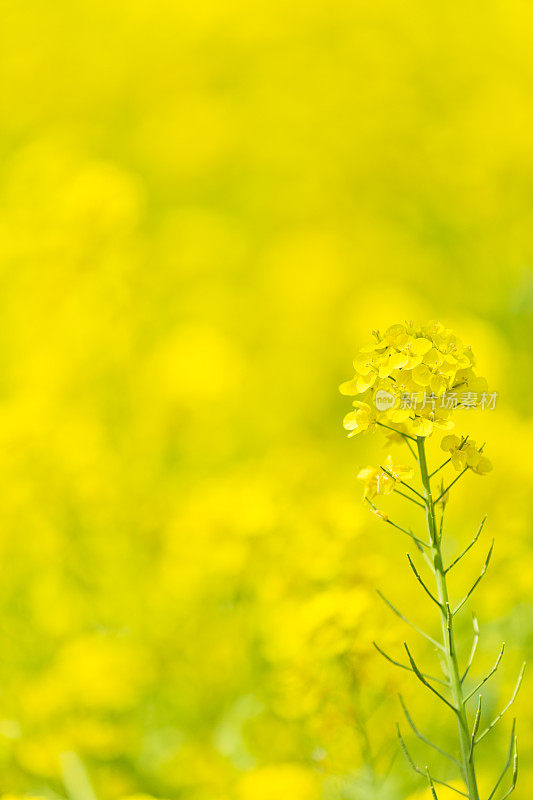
[[385, 324, 406, 339], [433, 417, 454, 431], [441, 434, 460, 451], [388, 408, 411, 422], [430, 373, 447, 396], [343, 411, 359, 429], [424, 347, 444, 368], [451, 451, 468, 470], [389, 351, 409, 370], [339, 378, 359, 395], [411, 337, 433, 355], [472, 456, 492, 475], [412, 364, 431, 386], [413, 417, 433, 437]]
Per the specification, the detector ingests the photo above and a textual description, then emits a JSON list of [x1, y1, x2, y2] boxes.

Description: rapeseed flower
[[341, 321, 520, 800], [357, 456, 413, 499], [441, 435, 492, 474], [340, 321, 490, 438], [342, 400, 377, 437]]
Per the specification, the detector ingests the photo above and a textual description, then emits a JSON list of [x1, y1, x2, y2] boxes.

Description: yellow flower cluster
[[357, 456, 414, 499], [340, 321, 489, 438], [441, 435, 492, 474]]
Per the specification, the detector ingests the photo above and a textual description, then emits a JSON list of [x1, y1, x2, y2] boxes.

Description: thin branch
[[426, 767, 440, 800], [438, 503, 445, 545], [415, 538, 437, 574], [403, 436, 420, 461], [429, 457, 451, 480], [469, 695, 482, 759], [430, 436, 469, 490], [453, 540, 495, 615], [394, 488, 426, 509], [365, 498, 430, 548], [406, 553, 442, 609], [385, 519, 430, 549], [376, 591, 444, 650], [435, 467, 469, 504], [475, 663, 526, 745], [487, 719, 516, 800], [499, 741, 518, 800], [461, 614, 479, 684], [404, 643, 457, 712], [377, 421, 417, 441], [396, 726, 468, 797], [437, 478, 446, 511], [445, 603, 455, 656], [373, 642, 448, 685], [445, 517, 487, 573], [399, 695, 460, 766], [464, 643, 505, 703], [380, 465, 426, 502]]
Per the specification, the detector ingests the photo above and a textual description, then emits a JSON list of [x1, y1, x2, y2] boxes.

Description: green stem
[[417, 437, 480, 800]]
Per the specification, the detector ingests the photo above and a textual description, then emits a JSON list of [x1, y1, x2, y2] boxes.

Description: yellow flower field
[[0, 1, 531, 798]]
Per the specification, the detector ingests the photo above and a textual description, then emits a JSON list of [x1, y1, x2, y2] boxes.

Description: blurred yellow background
[[0, 1, 531, 798]]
